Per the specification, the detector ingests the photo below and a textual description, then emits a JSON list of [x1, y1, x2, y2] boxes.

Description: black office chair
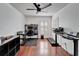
[[26, 29, 34, 39]]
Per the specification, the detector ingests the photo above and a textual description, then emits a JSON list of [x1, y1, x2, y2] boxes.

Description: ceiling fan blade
[[41, 3, 52, 9], [26, 9, 36, 10], [33, 3, 38, 9], [33, 3, 41, 11]]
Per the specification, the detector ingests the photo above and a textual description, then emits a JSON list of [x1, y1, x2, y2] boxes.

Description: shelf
[[0, 36, 20, 56], [0, 43, 8, 56]]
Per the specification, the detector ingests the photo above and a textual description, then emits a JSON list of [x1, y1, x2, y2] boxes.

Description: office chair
[[26, 29, 34, 39]]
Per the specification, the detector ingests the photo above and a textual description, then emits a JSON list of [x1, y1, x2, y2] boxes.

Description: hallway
[[16, 39, 71, 56]]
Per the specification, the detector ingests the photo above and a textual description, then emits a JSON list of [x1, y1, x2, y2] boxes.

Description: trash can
[[41, 35, 44, 39]]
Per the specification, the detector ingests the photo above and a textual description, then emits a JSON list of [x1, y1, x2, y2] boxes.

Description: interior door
[[39, 19, 52, 38]]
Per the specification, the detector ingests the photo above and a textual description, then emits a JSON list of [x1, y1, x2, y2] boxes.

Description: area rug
[[25, 38, 38, 46]]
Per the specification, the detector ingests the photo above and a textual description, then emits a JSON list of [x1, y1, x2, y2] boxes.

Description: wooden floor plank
[[16, 39, 71, 56]]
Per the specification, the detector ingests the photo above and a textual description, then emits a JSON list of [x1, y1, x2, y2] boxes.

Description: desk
[[62, 35, 79, 56], [53, 31, 79, 56]]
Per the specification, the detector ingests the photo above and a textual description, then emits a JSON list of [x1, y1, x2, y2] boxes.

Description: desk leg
[[55, 33, 57, 44], [73, 40, 78, 56], [23, 35, 26, 44], [54, 33, 59, 46]]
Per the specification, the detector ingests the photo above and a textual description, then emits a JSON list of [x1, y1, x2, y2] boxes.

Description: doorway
[[39, 17, 52, 38]]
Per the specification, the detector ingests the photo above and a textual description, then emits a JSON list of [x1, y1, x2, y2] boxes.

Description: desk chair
[[26, 29, 34, 39]]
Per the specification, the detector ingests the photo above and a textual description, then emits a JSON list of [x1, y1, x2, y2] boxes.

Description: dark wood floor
[[16, 39, 71, 56]]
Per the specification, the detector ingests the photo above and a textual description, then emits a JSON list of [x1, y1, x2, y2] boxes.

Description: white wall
[[25, 16, 52, 38], [52, 3, 79, 55], [0, 4, 26, 36], [53, 3, 79, 33]]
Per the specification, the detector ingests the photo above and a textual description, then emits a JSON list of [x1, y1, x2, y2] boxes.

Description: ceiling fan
[[26, 3, 52, 14]]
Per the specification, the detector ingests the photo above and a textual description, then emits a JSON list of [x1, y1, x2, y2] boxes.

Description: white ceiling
[[10, 3, 69, 16]]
